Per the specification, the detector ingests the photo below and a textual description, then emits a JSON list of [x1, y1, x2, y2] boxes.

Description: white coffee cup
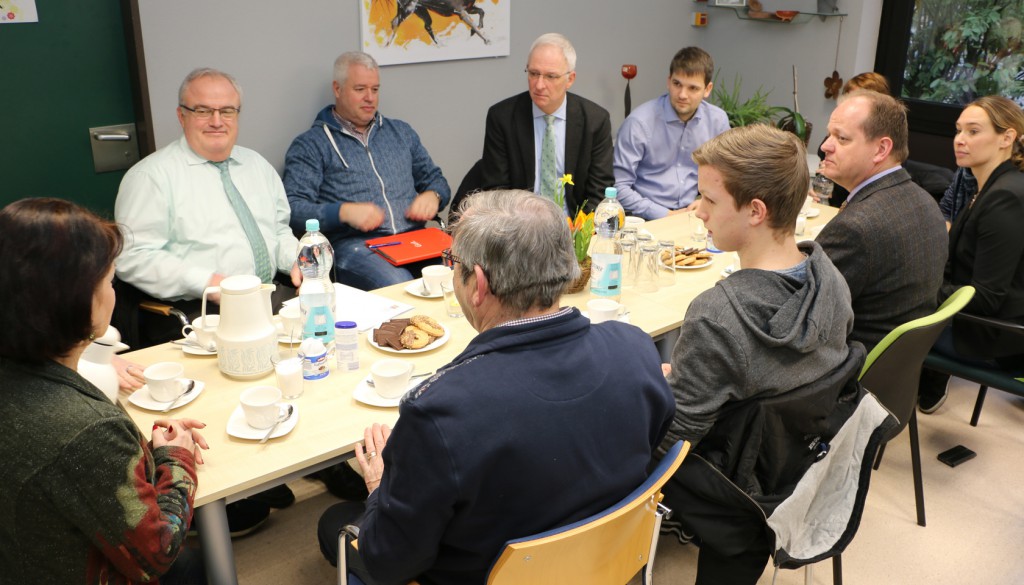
[[587, 298, 625, 324], [239, 386, 284, 429], [144, 362, 190, 402], [624, 216, 646, 229], [422, 265, 452, 296], [181, 314, 219, 349], [370, 359, 414, 399], [277, 305, 301, 338]]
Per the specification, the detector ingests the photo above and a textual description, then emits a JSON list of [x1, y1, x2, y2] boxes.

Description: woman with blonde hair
[[919, 95, 1024, 413]]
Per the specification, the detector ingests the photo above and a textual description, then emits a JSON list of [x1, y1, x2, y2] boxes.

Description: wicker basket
[[567, 257, 592, 294]]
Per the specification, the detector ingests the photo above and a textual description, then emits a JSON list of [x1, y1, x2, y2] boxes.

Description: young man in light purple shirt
[[613, 47, 730, 220]]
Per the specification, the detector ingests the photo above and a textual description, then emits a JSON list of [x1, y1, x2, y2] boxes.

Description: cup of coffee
[[144, 362, 190, 402], [181, 314, 219, 349], [277, 305, 301, 339], [587, 298, 625, 324], [422, 265, 452, 296], [370, 359, 414, 399], [239, 386, 285, 429]]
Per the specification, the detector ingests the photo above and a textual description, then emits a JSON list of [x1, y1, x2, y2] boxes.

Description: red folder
[[365, 228, 452, 266]]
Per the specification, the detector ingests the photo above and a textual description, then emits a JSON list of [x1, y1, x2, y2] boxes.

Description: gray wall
[[139, 0, 881, 191], [695, 0, 883, 154]]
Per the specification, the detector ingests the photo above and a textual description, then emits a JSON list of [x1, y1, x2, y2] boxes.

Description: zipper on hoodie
[[359, 123, 398, 235], [328, 119, 398, 235]]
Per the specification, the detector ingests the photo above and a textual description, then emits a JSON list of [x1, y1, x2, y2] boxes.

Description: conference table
[[121, 204, 837, 585]]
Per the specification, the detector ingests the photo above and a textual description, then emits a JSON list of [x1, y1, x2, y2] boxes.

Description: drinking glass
[[636, 241, 660, 293], [620, 240, 637, 287], [657, 240, 676, 287], [688, 211, 707, 244], [811, 174, 834, 205]]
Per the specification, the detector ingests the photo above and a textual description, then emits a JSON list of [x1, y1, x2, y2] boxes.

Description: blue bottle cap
[[305, 218, 320, 231], [604, 187, 617, 199], [335, 321, 357, 329]]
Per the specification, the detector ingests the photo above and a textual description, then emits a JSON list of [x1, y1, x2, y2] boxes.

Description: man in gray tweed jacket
[[816, 90, 947, 352]]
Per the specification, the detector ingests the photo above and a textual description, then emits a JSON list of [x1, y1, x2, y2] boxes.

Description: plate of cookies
[[661, 246, 715, 270], [369, 315, 450, 354]]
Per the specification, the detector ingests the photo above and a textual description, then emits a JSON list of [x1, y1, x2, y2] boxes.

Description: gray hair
[[178, 68, 243, 105], [529, 33, 577, 72], [451, 190, 580, 314], [334, 51, 379, 85]]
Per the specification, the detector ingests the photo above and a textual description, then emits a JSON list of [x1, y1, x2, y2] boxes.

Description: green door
[[0, 1, 138, 217]]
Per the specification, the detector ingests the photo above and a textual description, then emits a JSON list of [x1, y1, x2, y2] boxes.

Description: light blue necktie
[[540, 114, 558, 200], [210, 160, 274, 283]]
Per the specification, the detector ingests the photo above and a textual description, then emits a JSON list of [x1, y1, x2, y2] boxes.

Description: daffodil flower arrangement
[[569, 208, 595, 264], [554, 174, 594, 263]]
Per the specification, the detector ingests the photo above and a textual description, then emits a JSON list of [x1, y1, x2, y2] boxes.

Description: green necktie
[[211, 160, 274, 283], [540, 114, 558, 200]]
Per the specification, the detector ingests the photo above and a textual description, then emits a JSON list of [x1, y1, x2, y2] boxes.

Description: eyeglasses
[[525, 69, 571, 82], [179, 104, 241, 120], [441, 248, 463, 268]]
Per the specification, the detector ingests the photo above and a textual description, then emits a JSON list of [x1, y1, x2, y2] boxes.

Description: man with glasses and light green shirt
[[478, 33, 614, 214], [115, 67, 300, 534], [116, 67, 300, 315]]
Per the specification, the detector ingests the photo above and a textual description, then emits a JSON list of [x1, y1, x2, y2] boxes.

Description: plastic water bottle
[[590, 222, 623, 301], [297, 219, 336, 358], [593, 187, 625, 234]]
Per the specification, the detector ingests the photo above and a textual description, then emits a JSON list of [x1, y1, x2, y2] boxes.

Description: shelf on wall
[[709, 5, 845, 24]]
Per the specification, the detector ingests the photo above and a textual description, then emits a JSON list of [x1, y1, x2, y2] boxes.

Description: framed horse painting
[[360, 0, 511, 66]]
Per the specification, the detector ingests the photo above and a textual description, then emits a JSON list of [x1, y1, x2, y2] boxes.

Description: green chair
[[858, 285, 976, 527], [924, 313, 1024, 426]]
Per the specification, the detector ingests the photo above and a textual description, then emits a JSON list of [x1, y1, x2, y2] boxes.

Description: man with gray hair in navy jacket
[[284, 51, 451, 290], [317, 190, 675, 585]]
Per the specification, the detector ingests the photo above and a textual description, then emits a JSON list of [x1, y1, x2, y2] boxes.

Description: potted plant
[[710, 73, 777, 127], [553, 174, 595, 294], [774, 66, 812, 145]]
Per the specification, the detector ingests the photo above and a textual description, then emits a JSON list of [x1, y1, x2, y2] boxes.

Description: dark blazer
[[480, 91, 614, 213], [817, 168, 948, 350], [939, 160, 1024, 358]]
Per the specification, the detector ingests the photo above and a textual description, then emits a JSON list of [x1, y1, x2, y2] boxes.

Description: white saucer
[[804, 207, 821, 218], [277, 332, 303, 345], [352, 378, 419, 408], [180, 333, 216, 356], [581, 311, 632, 324], [127, 381, 205, 411], [226, 404, 299, 440], [404, 278, 443, 299], [368, 323, 450, 354]]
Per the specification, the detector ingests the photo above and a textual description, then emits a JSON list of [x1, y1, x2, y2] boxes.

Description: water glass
[[618, 227, 638, 246], [440, 280, 463, 318], [620, 240, 637, 287], [688, 211, 707, 244], [658, 240, 676, 287], [636, 241, 660, 293], [811, 173, 834, 205]]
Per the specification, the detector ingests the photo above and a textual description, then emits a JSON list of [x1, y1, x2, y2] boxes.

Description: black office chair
[[111, 277, 191, 350], [446, 158, 485, 223]]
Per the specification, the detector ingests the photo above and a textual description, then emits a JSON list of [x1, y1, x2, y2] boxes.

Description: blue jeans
[[332, 236, 440, 291]]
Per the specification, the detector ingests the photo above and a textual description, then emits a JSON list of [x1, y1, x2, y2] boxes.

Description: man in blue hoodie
[[283, 51, 451, 290]]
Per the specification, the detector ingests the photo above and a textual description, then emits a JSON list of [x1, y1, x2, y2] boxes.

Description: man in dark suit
[[816, 90, 948, 353], [478, 33, 613, 214]]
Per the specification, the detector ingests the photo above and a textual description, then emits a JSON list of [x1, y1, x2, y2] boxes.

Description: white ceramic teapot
[[78, 325, 129, 402], [203, 275, 277, 379]]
